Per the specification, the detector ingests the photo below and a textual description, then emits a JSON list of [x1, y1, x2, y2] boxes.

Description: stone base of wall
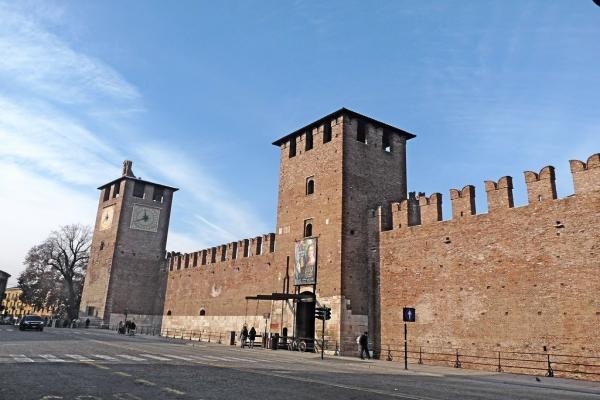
[[109, 313, 163, 330]]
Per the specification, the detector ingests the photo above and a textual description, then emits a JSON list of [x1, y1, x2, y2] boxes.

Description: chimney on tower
[[122, 160, 135, 177]]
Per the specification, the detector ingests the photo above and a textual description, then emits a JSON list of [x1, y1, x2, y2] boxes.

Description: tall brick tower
[[79, 161, 178, 326], [272, 108, 415, 352]]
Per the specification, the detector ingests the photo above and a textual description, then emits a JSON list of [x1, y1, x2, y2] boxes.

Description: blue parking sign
[[403, 307, 416, 322]]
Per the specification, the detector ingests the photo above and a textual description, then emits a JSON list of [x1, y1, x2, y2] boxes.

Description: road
[[1, 326, 599, 400]]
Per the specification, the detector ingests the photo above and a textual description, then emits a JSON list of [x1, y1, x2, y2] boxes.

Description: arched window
[[304, 223, 313, 238], [166, 310, 172, 316], [306, 177, 314, 195], [199, 309, 206, 316]]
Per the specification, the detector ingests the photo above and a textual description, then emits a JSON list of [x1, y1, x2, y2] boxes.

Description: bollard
[[419, 347, 423, 364]]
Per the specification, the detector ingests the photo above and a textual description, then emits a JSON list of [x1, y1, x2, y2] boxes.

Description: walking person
[[248, 326, 256, 349], [240, 325, 248, 348], [85, 318, 90, 328], [359, 331, 371, 360]]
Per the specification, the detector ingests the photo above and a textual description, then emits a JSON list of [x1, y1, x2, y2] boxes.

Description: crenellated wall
[[162, 233, 281, 332], [378, 154, 600, 362]]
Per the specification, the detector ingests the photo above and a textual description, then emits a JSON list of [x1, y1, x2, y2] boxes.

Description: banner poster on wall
[[294, 237, 318, 286]]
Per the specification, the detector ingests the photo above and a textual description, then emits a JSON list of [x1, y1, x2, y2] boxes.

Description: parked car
[[19, 315, 44, 331]]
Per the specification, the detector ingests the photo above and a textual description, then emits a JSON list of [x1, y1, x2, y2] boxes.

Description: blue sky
[[1, 1, 599, 285]]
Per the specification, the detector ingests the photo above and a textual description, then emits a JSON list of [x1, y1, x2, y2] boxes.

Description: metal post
[[419, 346, 423, 364], [497, 351, 502, 372], [321, 318, 325, 360], [404, 322, 408, 370], [546, 354, 554, 377], [454, 349, 462, 368]]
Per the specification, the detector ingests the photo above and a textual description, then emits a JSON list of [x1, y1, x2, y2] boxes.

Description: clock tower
[[79, 160, 178, 326]]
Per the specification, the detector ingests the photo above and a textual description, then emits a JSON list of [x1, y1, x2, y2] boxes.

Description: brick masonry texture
[[379, 154, 600, 378], [80, 109, 599, 379]]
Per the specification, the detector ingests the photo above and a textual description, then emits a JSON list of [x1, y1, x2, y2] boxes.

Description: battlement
[[167, 233, 276, 271], [381, 153, 599, 231], [569, 153, 600, 194]]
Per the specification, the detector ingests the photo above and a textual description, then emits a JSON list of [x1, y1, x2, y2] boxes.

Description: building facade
[[79, 108, 599, 361], [1, 287, 53, 319], [0, 270, 10, 313]]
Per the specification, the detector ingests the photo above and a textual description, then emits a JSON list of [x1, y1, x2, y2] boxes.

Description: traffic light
[[324, 308, 331, 320], [315, 307, 325, 320]]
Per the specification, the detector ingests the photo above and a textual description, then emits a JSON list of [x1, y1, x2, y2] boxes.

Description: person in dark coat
[[248, 327, 257, 349], [240, 325, 248, 348], [359, 331, 371, 360]]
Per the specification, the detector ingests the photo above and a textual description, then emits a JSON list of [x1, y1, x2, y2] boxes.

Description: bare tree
[[19, 224, 91, 320]]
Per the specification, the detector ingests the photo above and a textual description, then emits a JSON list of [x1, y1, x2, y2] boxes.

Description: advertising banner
[[294, 237, 317, 285]]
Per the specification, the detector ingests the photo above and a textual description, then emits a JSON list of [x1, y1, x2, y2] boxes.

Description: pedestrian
[[249, 326, 256, 349], [130, 320, 136, 335], [359, 331, 371, 360], [240, 325, 248, 348], [85, 318, 90, 328], [118, 320, 125, 334]]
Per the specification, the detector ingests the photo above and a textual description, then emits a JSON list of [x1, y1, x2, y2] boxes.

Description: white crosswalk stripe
[[65, 354, 94, 362], [92, 354, 117, 361], [162, 354, 194, 361], [201, 355, 232, 362], [222, 356, 257, 363], [40, 354, 66, 362], [139, 354, 171, 361], [10, 354, 34, 363], [117, 354, 146, 361]]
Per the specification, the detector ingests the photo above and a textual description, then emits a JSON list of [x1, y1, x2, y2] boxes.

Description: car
[[19, 315, 44, 331]]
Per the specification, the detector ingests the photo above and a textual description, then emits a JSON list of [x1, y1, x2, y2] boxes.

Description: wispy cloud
[[0, 2, 269, 284]]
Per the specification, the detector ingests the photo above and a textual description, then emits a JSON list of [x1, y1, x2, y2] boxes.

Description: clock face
[[130, 204, 160, 232], [99, 205, 115, 231]]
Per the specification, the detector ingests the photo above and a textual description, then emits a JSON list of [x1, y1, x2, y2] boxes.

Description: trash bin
[[230, 331, 236, 346], [271, 333, 279, 350]]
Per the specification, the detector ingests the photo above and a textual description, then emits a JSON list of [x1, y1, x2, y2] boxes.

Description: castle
[[80, 108, 600, 361]]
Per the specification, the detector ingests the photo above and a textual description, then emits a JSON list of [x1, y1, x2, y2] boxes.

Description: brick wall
[[379, 154, 600, 376]]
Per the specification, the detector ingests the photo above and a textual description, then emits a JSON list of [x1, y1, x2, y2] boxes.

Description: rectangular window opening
[[357, 120, 367, 143], [305, 130, 313, 151], [112, 183, 120, 198], [133, 182, 145, 198], [323, 123, 332, 143], [382, 130, 392, 153], [289, 138, 296, 158], [153, 187, 164, 202], [103, 187, 110, 202]]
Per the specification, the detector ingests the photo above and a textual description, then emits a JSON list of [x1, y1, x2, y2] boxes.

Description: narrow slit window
[[305, 129, 313, 151], [306, 177, 315, 195], [323, 123, 332, 143], [289, 138, 296, 158], [357, 120, 367, 143], [382, 130, 392, 153]]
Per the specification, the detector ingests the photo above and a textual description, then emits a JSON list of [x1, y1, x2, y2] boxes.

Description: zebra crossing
[[0, 352, 262, 365]]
